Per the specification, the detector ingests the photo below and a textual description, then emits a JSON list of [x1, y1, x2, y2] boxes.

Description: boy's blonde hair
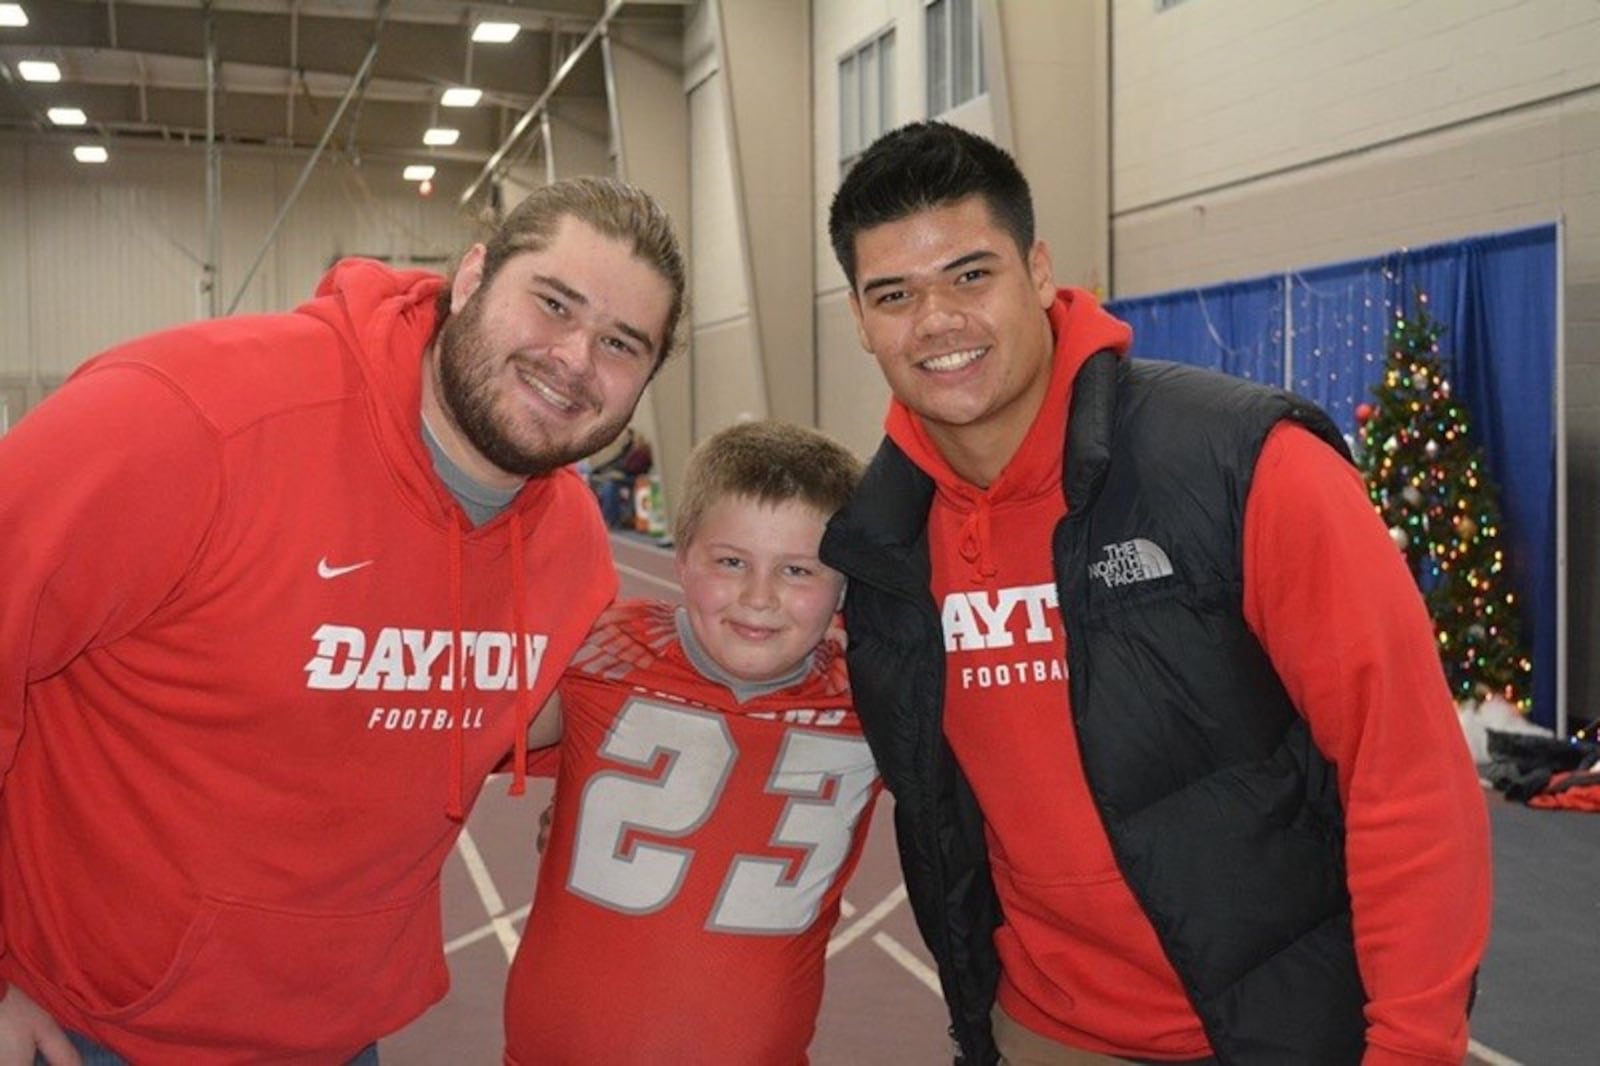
[[673, 421, 863, 548]]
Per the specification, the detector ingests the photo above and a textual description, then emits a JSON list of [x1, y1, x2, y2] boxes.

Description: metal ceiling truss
[[1, 0, 688, 313]]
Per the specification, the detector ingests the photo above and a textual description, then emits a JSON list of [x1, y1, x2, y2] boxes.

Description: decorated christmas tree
[[1355, 296, 1533, 710]]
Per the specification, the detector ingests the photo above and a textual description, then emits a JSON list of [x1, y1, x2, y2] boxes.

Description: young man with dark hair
[[0, 176, 683, 1064], [505, 420, 875, 1064], [821, 121, 1490, 1065]]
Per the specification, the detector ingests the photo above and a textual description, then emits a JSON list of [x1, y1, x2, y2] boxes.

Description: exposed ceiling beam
[[459, 10, 608, 205], [2, 46, 542, 108], [97, 1, 599, 32], [0, 0, 683, 187]]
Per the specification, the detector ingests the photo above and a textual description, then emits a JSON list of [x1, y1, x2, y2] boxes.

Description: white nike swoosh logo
[[317, 557, 374, 579]]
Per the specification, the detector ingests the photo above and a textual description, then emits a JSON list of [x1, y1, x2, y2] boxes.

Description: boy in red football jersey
[[504, 420, 875, 1065]]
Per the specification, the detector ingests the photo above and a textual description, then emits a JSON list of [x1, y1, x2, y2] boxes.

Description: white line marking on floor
[[830, 886, 942, 996], [456, 828, 506, 912], [454, 829, 522, 960], [1468, 1040, 1524, 1066], [828, 884, 908, 957], [444, 903, 530, 955], [614, 560, 681, 592], [872, 931, 942, 995]]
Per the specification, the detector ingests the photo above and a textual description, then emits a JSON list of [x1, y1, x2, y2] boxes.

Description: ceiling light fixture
[[440, 87, 482, 108], [423, 127, 460, 147], [0, 4, 29, 29], [471, 21, 519, 44], [48, 107, 87, 126], [403, 164, 436, 181], [74, 145, 108, 164], [18, 59, 61, 82]]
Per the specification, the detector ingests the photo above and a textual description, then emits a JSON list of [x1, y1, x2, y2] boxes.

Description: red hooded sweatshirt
[[0, 260, 616, 1063], [890, 290, 1489, 1064]]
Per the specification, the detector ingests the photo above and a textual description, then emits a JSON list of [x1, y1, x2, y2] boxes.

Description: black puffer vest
[[822, 354, 1367, 1065]]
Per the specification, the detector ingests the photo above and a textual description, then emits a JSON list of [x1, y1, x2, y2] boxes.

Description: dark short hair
[[438, 176, 686, 368], [828, 121, 1035, 289], [673, 420, 864, 548]]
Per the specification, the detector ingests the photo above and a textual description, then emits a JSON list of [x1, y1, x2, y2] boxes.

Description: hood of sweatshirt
[[297, 257, 464, 527], [295, 257, 577, 816], [884, 288, 1132, 580]]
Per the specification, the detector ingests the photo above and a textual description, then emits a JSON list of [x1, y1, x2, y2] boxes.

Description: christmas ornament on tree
[[1356, 296, 1533, 711]]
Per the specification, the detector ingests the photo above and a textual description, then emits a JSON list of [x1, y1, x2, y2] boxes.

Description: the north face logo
[[1088, 538, 1174, 588]]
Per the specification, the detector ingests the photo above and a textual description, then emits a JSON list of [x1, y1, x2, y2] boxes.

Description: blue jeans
[[41, 1031, 379, 1065]]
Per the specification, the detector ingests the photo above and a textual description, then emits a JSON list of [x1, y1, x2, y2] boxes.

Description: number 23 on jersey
[[566, 698, 877, 934]]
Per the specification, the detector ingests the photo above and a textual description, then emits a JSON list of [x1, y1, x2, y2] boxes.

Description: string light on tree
[[1354, 295, 1532, 711]]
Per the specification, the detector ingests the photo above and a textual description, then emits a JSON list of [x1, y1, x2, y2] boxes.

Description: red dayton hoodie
[[0, 260, 615, 1063], [894, 290, 1489, 1064]]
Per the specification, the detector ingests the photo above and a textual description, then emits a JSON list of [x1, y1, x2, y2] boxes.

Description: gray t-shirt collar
[[421, 416, 520, 528], [673, 606, 812, 704]]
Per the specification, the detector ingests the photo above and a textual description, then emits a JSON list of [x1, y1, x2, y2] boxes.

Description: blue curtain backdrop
[[1100, 276, 1286, 384], [1109, 225, 1559, 728]]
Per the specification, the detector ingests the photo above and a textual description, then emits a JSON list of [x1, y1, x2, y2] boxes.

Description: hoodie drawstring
[[447, 520, 467, 821], [957, 499, 999, 583], [445, 511, 532, 820], [507, 511, 529, 798]]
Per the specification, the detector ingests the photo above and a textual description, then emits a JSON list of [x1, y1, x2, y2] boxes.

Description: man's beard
[[435, 294, 634, 480]]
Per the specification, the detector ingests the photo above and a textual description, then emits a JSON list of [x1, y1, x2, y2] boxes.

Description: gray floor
[[1470, 791, 1600, 1066]]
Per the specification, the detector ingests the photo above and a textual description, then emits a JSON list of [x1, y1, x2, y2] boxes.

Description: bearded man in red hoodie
[[0, 176, 683, 1065], [820, 122, 1490, 1066]]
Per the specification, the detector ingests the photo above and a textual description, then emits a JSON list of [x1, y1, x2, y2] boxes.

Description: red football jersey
[[504, 601, 878, 1066]]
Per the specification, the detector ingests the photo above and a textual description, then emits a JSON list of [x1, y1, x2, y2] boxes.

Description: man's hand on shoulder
[[0, 986, 81, 1066]]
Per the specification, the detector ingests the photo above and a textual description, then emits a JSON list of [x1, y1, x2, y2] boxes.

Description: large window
[[839, 27, 895, 173], [925, 0, 983, 115]]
